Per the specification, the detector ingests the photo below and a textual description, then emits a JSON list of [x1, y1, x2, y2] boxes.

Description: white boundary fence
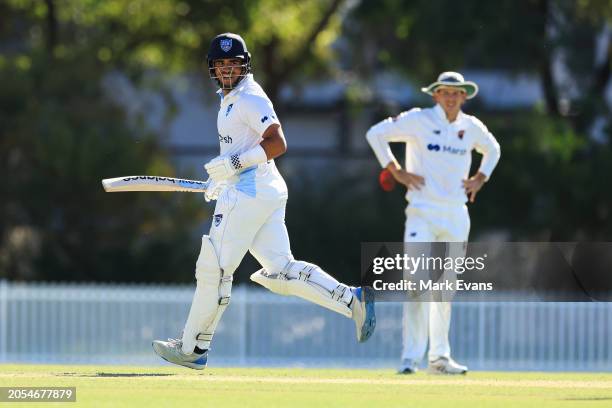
[[0, 280, 611, 371]]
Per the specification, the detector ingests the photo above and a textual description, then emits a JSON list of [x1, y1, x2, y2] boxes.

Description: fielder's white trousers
[[401, 201, 470, 363]]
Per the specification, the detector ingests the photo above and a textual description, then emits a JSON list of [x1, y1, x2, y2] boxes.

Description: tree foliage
[[347, 0, 611, 129], [2, 0, 612, 284], [0, 0, 348, 281]]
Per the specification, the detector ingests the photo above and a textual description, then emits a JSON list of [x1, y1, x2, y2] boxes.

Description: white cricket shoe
[[152, 338, 208, 370], [427, 357, 468, 375], [350, 287, 376, 343], [398, 358, 418, 374]]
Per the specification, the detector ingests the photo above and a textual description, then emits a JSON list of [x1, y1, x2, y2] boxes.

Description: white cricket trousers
[[210, 187, 293, 278], [401, 201, 470, 363], [183, 186, 355, 353]]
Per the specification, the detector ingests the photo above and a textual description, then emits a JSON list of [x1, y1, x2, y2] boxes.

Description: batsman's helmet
[[207, 33, 251, 89]]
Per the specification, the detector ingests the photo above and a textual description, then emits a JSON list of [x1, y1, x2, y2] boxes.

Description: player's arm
[[365, 110, 425, 190], [462, 120, 501, 202], [366, 115, 410, 169], [214, 123, 286, 177], [385, 161, 425, 191], [260, 123, 287, 159]]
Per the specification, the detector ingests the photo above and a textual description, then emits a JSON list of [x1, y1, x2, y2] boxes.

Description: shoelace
[[166, 338, 182, 347]]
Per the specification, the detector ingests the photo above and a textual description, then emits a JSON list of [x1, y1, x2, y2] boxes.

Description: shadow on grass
[[563, 397, 612, 401], [58, 372, 175, 377]]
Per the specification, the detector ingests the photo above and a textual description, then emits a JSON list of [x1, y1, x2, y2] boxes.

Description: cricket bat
[[102, 175, 209, 193]]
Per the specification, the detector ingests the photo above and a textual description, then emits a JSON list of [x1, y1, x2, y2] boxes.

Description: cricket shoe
[[152, 338, 208, 370], [350, 286, 376, 343], [427, 357, 468, 375], [397, 358, 418, 374]]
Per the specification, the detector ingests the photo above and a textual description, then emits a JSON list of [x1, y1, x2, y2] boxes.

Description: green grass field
[[1, 365, 612, 407]]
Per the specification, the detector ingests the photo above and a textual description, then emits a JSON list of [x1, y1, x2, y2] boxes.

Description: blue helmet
[[207, 33, 251, 89]]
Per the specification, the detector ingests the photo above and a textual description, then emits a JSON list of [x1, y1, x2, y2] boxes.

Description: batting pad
[[181, 235, 231, 353], [250, 260, 353, 318]]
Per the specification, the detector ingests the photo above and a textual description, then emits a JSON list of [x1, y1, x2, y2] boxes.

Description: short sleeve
[[239, 94, 281, 136]]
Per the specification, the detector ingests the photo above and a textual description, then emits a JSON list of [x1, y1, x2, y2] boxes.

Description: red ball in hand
[[379, 169, 396, 192]]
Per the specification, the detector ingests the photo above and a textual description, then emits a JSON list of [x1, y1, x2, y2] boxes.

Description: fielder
[[152, 33, 375, 369], [366, 72, 500, 374]]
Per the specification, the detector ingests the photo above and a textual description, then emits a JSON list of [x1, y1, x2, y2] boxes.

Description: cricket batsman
[[152, 33, 375, 369], [366, 72, 501, 374]]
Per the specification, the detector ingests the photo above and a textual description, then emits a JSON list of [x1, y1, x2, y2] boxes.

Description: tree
[[5, 0, 347, 104], [346, 0, 611, 132], [0, 2, 207, 282], [0, 0, 350, 281], [343, 0, 612, 240]]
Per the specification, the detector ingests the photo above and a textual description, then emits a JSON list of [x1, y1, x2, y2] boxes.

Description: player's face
[[433, 87, 467, 118], [213, 58, 245, 88]]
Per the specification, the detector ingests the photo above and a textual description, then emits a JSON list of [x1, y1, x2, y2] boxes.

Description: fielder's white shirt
[[216, 74, 288, 199], [366, 104, 501, 205]]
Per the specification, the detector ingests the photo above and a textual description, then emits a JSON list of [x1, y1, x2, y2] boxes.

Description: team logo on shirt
[[458, 130, 465, 140], [220, 39, 232, 52], [214, 214, 223, 227], [225, 103, 234, 117], [260, 114, 276, 123]]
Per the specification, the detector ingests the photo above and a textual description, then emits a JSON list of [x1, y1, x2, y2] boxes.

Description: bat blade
[[102, 175, 209, 193]]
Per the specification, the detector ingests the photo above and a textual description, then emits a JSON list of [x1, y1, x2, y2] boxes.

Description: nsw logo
[[220, 39, 232, 52], [225, 103, 233, 117], [213, 214, 223, 227], [458, 130, 465, 140]]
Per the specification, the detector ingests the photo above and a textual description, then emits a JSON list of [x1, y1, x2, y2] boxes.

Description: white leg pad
[[181, 235, 232, 354], [250, 260, 353, 318]]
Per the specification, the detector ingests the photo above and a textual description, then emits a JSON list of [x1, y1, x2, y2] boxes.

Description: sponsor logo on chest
[[218, 134, 233, 144], [427, 143, 467, 155]]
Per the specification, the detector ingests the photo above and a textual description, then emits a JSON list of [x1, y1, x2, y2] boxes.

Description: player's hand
[[386, 163, 425, 191], [204, 179, 225, 202], [395, 170, 425, 191], [462, 172, 487, 203], [204, 155, 238, 182]]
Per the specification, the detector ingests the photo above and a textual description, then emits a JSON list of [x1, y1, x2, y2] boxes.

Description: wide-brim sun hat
[[421, 71, 479, 99]]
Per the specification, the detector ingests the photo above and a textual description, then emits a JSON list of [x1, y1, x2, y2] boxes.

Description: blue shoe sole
[[359, 287, 376, 343]]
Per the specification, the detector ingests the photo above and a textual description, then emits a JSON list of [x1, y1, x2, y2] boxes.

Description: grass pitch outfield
[[1, 365, 612, 408]]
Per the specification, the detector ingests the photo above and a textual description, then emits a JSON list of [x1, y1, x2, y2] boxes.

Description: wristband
[[232, 145, 268, 170]]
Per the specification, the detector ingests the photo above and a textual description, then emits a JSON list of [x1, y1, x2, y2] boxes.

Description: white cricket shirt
[[216, 74, 288, 199], [366, 104, 501, 205]]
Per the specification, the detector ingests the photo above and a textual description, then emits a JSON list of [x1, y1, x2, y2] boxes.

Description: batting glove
[[204, 179, 226, 202], [204, 154, 242, 182]]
